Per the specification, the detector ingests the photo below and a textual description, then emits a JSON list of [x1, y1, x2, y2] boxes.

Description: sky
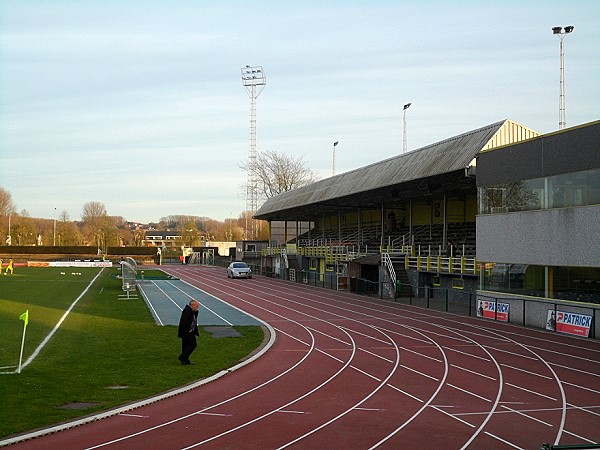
[[1, 1, 599, 224]]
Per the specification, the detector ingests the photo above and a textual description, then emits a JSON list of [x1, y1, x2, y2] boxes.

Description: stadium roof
[[254, 119, 538, 221]]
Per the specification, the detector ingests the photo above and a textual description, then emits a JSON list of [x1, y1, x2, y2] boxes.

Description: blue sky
[[1, 1, 599, 223]]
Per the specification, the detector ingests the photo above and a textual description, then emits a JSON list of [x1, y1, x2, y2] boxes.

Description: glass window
[[480, 262, 600, 303], [479, 167, 600, 214]]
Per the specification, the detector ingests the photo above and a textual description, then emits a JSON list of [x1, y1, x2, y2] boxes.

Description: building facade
[[476, 120, 600, 303]]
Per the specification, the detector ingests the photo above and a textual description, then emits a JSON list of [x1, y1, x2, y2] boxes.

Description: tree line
[[1, 149, 320, 248], [0, 188, 262, 249]]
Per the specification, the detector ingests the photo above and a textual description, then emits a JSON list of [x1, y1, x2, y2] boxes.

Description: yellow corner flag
[[19, 310, 29, 328]]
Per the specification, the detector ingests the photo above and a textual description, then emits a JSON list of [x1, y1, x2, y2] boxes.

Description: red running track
[[7, 266, 600, 449]]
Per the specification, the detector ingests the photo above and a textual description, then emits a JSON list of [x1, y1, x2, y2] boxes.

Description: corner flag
[[18, 310, 29, 374], [20, 310, 29, 328]]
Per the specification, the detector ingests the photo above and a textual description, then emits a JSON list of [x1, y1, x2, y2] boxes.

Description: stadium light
[[241, 65, 266, 239], [332, 141, 339, 176], [403, 102, 411, 153], [552, 26, 574, 130], [53, 207, 57, 246], [6, 213, 11, 246]]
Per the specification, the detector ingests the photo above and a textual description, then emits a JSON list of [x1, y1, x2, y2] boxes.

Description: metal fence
[[398, 285, 599, 340]]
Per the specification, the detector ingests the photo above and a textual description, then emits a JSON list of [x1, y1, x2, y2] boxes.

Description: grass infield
[[0, 266, 264, 439]]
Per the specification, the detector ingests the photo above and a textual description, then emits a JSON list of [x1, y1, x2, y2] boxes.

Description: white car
[[227, 262, 252, 279]]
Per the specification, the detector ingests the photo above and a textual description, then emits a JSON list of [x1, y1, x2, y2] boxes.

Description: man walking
[[177, 299, 199, 365]]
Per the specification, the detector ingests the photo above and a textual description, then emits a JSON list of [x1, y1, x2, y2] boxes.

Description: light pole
[[552, 26, 574, 130], [403, 102, 411, 153], [241, 65, 266, 240], [7, 212, 11, 246], [332, 141, 339, 176], [53, 207, 57, 246]]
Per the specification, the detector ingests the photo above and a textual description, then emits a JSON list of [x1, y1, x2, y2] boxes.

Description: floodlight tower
[[241, 65, 266, 239], [552, 26, 574, 130], [403, 102, 411, 153]]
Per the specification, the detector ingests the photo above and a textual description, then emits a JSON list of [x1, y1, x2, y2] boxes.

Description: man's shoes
[[178, 355, 187, 365]]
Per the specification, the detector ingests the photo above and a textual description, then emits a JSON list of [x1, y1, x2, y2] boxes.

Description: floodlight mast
[[403, 102, 411, 153], [241, 65, 266, 239], [552, 26, 574, 130]]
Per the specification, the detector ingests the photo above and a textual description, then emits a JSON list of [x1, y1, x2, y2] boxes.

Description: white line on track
[[505, 382, 558, 401], [484, 431, 525, 449], [468, 323, 568, 447], [192, 271, 510, 449], [431, 405, 476, 428], [442, 345, 490, 361], [450, 364, 496, 380], [85, 267, 594, 449], [176, 270, 454, 449], [137, 282, 165, 325], [85, 314, 317, 449], [500, 363, 553, 379], [561, 381, 600, 394], [550, 362, 600, 377], [499, 404, 553, 427], [166, 280, 234, 326]]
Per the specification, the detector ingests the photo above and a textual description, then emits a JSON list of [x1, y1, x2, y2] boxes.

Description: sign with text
[[546, 310, 592, 338], [28, 261, 113, 268], [477, 299, 509, 322]]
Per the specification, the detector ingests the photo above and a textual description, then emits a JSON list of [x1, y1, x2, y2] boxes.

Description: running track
[[7, 266, 600, 449]]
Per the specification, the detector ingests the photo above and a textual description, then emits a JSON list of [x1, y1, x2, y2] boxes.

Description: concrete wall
[[476, 205, 600, 266]]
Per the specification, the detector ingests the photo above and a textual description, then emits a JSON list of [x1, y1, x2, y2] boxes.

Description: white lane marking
[[500, 363, 553, 379], [505, 382, 558, 401]]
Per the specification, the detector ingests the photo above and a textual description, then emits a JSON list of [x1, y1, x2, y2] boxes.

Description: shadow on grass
[[0, 267, 264, 439]]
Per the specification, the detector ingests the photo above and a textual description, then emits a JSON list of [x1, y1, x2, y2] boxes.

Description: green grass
[[0, 267, 264, 438]]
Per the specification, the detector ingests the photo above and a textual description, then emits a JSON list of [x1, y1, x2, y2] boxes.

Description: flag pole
[[18, 310, 29, 374]]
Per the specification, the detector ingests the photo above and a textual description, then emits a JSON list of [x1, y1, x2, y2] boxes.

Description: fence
[[291, 274, 599, 340], [399, 285, 599, 340]]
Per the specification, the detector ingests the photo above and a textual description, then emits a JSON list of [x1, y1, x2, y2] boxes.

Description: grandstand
[[254, 119, 600, 336]]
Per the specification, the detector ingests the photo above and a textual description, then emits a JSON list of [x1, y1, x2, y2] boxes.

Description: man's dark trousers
[[180, 334, 197, 363]]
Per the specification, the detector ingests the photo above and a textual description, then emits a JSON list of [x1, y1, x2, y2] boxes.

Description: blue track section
[[137, 279, 261, 327]]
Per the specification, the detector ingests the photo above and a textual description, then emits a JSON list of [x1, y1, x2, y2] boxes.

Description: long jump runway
[[8, 265, 600, 449]]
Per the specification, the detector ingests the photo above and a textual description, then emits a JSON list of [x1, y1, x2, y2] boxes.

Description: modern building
[[476, 120, 600, 303]]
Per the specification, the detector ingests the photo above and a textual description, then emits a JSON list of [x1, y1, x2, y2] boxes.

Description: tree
[[180, 218, 201, 247], [240, 149, 318, 240], [0, 187, 17, 245], [81, 201, 113, 252], [11, 214, 36, 245], [56, 211, 83, 246], [242, 149, 320, 201], [0, 187, 16, 217]]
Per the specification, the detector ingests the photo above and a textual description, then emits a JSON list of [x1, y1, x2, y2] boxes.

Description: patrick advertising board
[[546, 310, 592, 338], [477, 299, 509, 322]]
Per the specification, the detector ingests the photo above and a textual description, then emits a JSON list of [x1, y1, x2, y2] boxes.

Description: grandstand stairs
[[393, 264, 412, 297], [287, 254, 301, 277]]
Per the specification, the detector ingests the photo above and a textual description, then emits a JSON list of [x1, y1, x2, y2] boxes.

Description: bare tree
[[242, 149, 320, 201], [0, 187, 16, 217], [81, 201, 114, 252], [82, 201, 107, 222]]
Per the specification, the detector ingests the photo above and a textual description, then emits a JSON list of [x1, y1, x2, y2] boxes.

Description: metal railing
[[381, 252, 396, 285], [405, 254, 479, 275]]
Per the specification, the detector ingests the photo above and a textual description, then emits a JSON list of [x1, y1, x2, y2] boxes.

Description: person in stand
[[177, 299, 199, 365], [446, 239, 455, 257]]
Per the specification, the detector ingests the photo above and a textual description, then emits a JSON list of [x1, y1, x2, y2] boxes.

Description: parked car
[[227, 261, 252, 279]]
